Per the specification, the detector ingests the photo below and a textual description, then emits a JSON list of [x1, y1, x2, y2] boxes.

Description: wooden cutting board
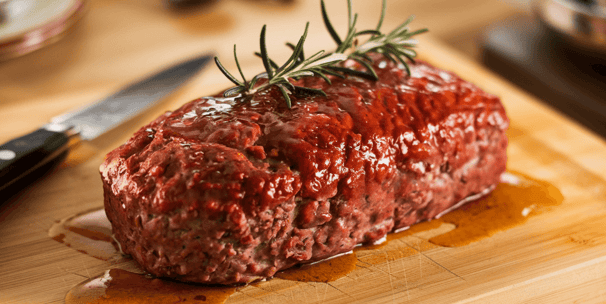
[[1, 1, 606, 303]]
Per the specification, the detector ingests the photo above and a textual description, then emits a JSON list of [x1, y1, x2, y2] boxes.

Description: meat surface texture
[[100, 54, 509, 284]]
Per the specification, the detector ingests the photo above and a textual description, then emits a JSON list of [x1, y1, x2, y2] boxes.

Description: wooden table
[[2, 0, 606, 303]]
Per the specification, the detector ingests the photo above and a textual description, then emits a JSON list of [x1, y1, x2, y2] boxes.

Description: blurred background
[[0, 0, 604, 142]]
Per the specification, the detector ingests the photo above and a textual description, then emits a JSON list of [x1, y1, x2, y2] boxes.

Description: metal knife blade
[[0, 53, 213, 193], [50, 54, 213, 140]]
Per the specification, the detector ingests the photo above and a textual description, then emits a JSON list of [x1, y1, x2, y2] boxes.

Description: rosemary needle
[[214, 0, 427, 108]]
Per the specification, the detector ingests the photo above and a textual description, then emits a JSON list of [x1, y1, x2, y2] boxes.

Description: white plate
[[0, 0, 85, 60]]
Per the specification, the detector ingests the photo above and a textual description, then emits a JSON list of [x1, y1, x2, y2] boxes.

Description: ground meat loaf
[[100, 54, 509, 284]]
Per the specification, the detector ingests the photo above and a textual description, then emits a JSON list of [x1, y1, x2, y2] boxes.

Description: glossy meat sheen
[[100, 54, 509, 284]]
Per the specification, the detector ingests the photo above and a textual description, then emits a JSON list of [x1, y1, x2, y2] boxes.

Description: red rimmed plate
[[0, 0, 86, 60]]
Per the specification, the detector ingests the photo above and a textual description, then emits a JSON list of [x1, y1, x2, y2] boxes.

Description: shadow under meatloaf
[[100, 54, 509, 285]]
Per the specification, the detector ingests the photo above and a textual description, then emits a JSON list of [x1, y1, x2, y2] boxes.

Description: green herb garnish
[[214, 0, 427, 108]]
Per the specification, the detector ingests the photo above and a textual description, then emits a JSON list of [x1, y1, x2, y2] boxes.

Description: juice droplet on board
[[274, 251, 358, 282], [65, 269, 236, 304], [426, 171, 563, 247], [49, 209, 123, 262]]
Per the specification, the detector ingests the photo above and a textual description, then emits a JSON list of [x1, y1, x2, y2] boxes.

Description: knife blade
[[0, 54, 213, 192]]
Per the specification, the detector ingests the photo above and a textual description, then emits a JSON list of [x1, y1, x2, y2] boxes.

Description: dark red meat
[[100, 54, 508, 284]]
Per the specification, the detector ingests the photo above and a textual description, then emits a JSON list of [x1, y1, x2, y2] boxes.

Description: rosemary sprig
[[214, 0, 427, 108]]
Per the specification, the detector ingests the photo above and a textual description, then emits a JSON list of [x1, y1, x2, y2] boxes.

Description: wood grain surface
[[1, 1, 606, 303]]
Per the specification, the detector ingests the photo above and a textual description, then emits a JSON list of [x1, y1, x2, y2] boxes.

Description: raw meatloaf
[[100, 54, 509, 284]]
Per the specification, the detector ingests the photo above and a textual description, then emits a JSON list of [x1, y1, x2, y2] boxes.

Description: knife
[[0, 54, 213, 192]]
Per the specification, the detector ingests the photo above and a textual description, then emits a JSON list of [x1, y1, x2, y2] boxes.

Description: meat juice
[[65, 269, 236, 304], [51, 172, 562, 303]]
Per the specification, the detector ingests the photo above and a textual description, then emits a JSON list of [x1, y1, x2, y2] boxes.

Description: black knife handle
[[0, 128, 71, 191]]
